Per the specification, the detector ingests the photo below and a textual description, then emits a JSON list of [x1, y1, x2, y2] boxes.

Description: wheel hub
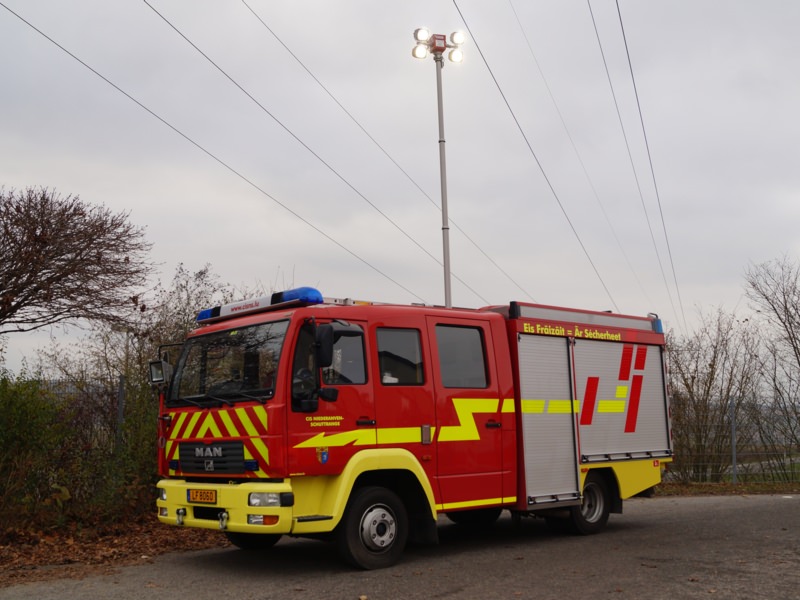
[[581, 483, 603, 522], [359, 504, 396, 551]]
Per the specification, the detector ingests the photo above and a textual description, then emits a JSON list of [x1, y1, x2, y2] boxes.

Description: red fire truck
[[149, 286, 672, 569]]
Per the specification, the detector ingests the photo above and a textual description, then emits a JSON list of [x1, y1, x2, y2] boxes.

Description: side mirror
[[319, 387, 339, 402], [149, 359, 173, 387], [316, 324, 334, 367]]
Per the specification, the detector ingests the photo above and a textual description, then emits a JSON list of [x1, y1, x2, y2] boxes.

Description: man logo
[[205, 460, 215, 471], [196, 446, 223, 458]]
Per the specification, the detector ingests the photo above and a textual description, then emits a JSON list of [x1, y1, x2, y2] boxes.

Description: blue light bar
[[196, 287, 325, 323], [653, 319, 664, 334], [196, 307, 216, 322], [270, 286, 324, 306]]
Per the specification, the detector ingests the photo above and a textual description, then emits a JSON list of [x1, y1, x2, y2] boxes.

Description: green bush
[[0, 373, 67, 526], [0, 372, 161, 530]]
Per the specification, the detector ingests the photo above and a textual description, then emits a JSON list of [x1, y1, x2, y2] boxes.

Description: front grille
[[179, 441, 245, 474]]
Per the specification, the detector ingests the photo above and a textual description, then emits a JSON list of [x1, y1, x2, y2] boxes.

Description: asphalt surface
[[1, 494, 798, 599]]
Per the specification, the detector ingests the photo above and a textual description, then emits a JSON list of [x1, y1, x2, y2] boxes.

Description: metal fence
[[42, 376, 127, 449]]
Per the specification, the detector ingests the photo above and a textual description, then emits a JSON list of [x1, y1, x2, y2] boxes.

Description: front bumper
[[156, 479, 295, 534]]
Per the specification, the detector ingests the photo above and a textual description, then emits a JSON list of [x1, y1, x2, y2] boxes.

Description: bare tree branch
[[0, 187, 152, 334]]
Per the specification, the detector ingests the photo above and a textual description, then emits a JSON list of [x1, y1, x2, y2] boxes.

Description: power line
[[240, 0, 536, 303], [585, 0, 677, 320], [452, 0, 620, 312], [508, 0, 653, 307], [614, 0, 687, 331], [0, 1, 427, 304], [140, 1, 493, 303]]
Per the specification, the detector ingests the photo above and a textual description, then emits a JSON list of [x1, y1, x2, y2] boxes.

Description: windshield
[[169, 320, 289, 406]]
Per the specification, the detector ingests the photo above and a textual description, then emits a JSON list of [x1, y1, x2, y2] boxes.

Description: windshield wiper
[[178, 389, 273, 408], [178, 394, 232, 408], [236, 390, 274, 404], [206, 394, 234, 406]]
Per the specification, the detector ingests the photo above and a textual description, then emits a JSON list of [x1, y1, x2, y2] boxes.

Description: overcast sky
[[2, 1, 799, 371]]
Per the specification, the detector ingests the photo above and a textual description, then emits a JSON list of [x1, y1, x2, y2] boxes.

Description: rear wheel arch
[[570, 469, 618, 535], [589, 467, 622, 514]]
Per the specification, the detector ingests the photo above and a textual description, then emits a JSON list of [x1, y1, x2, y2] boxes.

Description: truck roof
[[189, 286, 663, 341]]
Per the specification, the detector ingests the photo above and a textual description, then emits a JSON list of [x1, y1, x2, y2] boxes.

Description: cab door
[[426, 316, 504, 510], [287, 319, 375, 476], [370, 317, 438, 488]]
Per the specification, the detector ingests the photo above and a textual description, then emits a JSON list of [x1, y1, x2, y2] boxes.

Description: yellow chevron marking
[[501, 398, 515, 413], [598, 400, 626, 413], [184, 412, 202, 438], [437, 398, 499, 442], [251, 437, 270, 466], [250, 406, 268, 430], [294, 429, 377, 448], [218, 410, 239, 437], [166, 440, 177, 461], [235, 408, 259, 437], [170, 411, 187, 437], [616, 385, 629, 399], [168, 411, 194, 441], [196, 414, 222, 438]]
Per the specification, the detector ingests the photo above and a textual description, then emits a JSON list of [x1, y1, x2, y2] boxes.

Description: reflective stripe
[[522, 399, 545, 413], [522, 399, 578, 414], [436, 496, 516, 511], [598, 400, 626, 413], [549, 399, 579, 414], [376, 427, 438, 445], [437, 398, 500, 442]]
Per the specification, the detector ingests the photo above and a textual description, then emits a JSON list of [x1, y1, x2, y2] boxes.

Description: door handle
[[485, 421, 502, 429], [356, 419, 377, 426]]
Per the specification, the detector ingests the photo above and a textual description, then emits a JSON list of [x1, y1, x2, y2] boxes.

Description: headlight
[[158, 488, 167, 501], [249, 492, 281, 507]]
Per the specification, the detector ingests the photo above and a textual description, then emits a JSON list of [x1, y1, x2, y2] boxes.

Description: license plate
[[188, 489, 217, 504]]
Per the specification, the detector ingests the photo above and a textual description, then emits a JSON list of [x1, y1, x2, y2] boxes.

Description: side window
[[435, 325, 488, 388], [377, 328, 424, 385], [323, 329, 366, 385]]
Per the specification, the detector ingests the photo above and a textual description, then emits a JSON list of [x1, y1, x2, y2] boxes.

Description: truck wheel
[[224, 531, 281, 550], [446, 507, 502, 527], [569, 472, 610, 535], [336, 486, 408, 569]]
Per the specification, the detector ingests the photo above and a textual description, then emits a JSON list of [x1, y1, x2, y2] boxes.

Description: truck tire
[[569, 472, 610, 535], [224, 531, 281, 550], [336, 486, 408, 569]]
